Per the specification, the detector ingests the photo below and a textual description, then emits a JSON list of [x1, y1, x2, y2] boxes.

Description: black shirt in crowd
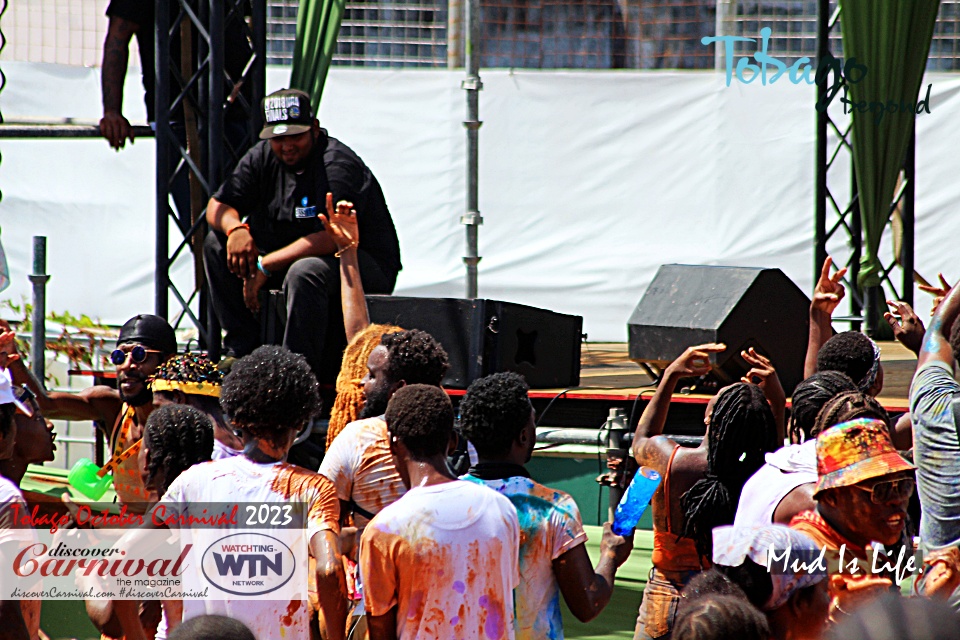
[[213, 131, 403, 276], [106, 0, 252, 123]]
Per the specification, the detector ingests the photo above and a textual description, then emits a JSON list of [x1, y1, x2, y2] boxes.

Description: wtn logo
[[202, 534, 297, 596], [213, 552, 283, 578]]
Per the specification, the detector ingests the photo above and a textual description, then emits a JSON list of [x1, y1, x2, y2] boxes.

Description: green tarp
[[839, 0, 940, 288], [289, 0, 347, 114]]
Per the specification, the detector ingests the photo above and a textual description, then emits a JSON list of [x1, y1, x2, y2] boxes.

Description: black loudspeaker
[[366, 296, 583, 389], [628, 265, 810, 394]]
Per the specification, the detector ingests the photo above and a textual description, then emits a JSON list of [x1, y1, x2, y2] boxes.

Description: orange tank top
[[651, 445, 710, 573]]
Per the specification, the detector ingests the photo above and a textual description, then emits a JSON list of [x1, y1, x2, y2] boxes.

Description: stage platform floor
[[514, 341, 917, 431]]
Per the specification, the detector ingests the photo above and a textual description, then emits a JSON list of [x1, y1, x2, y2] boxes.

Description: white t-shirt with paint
[[360, 480, 520, 640], [159, 455, 340, 640]]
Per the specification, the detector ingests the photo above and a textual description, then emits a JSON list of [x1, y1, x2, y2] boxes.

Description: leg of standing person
[[203, 230, 261, 358]]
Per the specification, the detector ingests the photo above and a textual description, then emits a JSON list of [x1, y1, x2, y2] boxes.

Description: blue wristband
[[257, 255, 271, 278]]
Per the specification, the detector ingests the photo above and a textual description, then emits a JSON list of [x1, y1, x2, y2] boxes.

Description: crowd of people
[[1, 35, 959, 638], [3, 234, 960, 640]]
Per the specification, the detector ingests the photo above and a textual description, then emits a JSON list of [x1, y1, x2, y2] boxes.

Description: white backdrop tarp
[[1, 61, 959, 341]]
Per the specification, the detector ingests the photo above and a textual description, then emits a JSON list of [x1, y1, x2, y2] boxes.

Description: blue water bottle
[[612, 466, 662, 536]]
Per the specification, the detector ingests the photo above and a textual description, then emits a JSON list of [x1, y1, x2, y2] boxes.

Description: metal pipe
[[814, 0, 828, 286], [903, 127, 916, 307], [28, 237, 49, 382], [536, 427, 702, 448], [0, 124, 153, 138], [461, 0, 482, 298]]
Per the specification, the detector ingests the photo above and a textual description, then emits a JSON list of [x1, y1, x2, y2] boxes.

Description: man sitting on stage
[[460, 372, 634, 638], [204, 88, 402, 379], [2, 314, 176, 510]]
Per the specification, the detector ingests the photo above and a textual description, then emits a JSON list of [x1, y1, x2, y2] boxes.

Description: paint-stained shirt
[[360, 480, 520, 640], [159, 455, 340, 640], [463, 475, 587, 640], [319, 417, 406, 528], [910, 361, 960, 551]]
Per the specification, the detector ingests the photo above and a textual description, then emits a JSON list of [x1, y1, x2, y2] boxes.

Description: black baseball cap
[[259, 89, 314, 140]]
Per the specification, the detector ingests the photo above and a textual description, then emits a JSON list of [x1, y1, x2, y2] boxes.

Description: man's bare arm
[[311, 530, 347, 640], [260, 232, 338, 274], [554, 524, 632, 622], [319, 194, 369, 342], [207, 197, 259, 279], [100, 16, 139, 150], [918, 280, 960, 371]]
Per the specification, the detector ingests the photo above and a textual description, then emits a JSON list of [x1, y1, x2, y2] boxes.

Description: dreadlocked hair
[[327, 323, 403, 448], [789, 371, 856, 442], [680, 383, 778, 559], [144, 404, 214, 495], [811, 390, 890, 439]]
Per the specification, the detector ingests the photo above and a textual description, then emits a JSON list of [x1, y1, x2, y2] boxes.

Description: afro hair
[[380, 330, 449, 387], [144, 404, 214, 495], [458, 372, 533, 458], [816, 331, 876, 389], [220, 345, 320, 442], [385, 384, 454, 460]]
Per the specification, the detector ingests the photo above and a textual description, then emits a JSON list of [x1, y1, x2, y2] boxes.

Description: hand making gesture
[[812, 256, 848, 316], [741, 347, 786, 437], [665, 343, 726, 378], [318, 192, 359, 253], [884, 300, 925, 356], [919, 273, 952, 317]]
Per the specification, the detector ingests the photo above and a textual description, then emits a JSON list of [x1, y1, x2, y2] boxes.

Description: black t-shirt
[[213, 132, 402, 275], [106, 0, 251, 123]]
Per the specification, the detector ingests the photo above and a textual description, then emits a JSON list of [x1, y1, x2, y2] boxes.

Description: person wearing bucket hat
[[1, 315, 176, 511], [203, 87, 401, 381], [790, 418, 915, 622]]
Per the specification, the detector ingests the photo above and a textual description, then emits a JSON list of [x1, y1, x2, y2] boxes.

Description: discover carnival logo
[[201, 533, 297, 596], [701, 27, 933, 121]]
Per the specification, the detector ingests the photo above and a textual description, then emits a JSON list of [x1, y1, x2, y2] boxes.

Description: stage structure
[[0, 1, 265, 353], [815, 0, 939, 335], [154, 0, 266, 353]]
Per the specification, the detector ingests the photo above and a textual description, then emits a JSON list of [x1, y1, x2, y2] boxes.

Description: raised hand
[[0, 329, 22, 370], [666, 343, 726, 378], [919, 273, 952, 317], [741, 347, 786, 421], [318, 192, 359, 252], [812, 256, 848, 315], [884, 300, 925, 356]]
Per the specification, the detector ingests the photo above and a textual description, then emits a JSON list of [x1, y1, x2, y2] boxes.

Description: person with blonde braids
[[326, 324, 401, 449]]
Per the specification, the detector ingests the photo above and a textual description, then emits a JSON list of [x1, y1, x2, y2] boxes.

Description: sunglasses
[[111, 346, 162, 365], [852, 477, 915, 504]]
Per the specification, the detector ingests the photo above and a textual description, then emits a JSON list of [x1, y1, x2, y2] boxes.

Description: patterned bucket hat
[[814, 418, 914, 495]]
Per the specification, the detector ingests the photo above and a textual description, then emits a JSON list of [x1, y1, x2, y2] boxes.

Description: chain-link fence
[[3, 0, 960, 71]]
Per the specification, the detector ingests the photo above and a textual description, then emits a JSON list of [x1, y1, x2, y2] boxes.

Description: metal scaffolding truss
[[814, 0, 914, 335], [155, 0, 266, 352]]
